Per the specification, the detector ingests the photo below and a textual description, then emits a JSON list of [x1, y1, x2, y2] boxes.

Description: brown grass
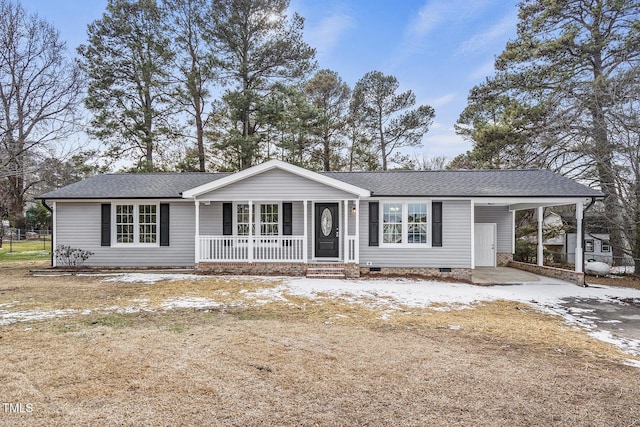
[[587, 273, 640, 290], [1, 261, 639, 426]]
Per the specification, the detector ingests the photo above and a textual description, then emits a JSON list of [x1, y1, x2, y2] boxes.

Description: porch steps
[[305, 264, 346, 279]]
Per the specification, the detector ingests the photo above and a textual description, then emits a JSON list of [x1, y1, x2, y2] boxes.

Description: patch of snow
[[623, 359, 640, 368], [0, 308, 77, 325], [610, 266, 635, 275], [100, 273, 203, 284], [276, 276, 640, 359], [589, 330, 640, 356], [160, 297, 220, 310]]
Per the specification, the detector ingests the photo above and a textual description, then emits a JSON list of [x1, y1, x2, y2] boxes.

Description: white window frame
[[601, 240, 610, 252], [112, 202, 160, 247], [380, 200, 431, 248], [585, 239, 594, 252], [234, 203, 255, 237], [232, 202, 282, 238]]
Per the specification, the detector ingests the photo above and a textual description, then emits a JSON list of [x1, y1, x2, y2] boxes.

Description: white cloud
[[305, 13, 354, 58], [423, 129, 472, 158], [406, 2, 448, 39], [391, 0, 494, 68], [456, 11, 518, 55], [428, 93, 457, 108], [469, 60, 496, 81]]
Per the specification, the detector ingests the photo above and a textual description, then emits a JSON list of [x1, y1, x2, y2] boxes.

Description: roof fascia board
[[37, 198, 190, 203], [182, 159, 370, 199]]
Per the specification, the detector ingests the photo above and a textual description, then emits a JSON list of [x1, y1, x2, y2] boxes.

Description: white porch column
[[248, 201, 254, 263], [537, 207, 544, 266], [575, 200, 584, 272], [355, 199, 360, 263], [343, 199, 349, 263], [303, 200, 308, 263], [194, 200, 200, 263]]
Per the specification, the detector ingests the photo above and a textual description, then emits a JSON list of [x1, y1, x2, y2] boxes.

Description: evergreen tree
[[352, 71, 434, 170], [457, 0, 640, 262], [304, 69, 350, 171], [206, 0, 316, 170], [79, 0, 177, 171]]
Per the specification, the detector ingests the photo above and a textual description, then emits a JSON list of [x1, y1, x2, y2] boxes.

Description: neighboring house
[[566, 233, 612, 264], [38, 160, 604, 280], [542, 211, 566, 251]]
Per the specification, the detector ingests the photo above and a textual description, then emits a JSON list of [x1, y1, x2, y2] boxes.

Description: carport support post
[[537, 207, 544, 266], [575, 201, 583, 273]]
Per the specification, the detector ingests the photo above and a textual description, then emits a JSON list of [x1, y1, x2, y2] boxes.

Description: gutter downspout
[[581, 197, 597, 287], [41, 199, 54, 267]]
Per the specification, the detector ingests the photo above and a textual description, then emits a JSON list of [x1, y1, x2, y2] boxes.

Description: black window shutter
[[432, 202, 442, 247], [222, 203, 233, 235], [369, 202, 379, 246], [160, 204, 170, 246], [101, 204, 111, 246], [283, 202, 293, 235]]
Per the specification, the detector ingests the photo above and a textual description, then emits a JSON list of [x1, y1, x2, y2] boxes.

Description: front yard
[[1, 261, 640, 426]]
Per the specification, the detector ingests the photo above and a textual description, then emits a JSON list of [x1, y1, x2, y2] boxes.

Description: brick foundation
[[360, 267, 472, 282], [197, 262, 307, 276], [508, 261, 584, 286], [497, 253, 513, 267], [196, 262, 361, 278]]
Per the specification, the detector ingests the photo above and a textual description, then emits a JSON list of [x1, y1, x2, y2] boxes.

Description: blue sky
[[20, 0, 520, 161]]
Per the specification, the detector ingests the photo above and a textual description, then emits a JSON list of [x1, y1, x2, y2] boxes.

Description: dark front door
[[315, 203, 339, 258]]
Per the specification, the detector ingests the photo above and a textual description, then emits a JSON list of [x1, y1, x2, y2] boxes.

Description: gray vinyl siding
[[199, 203, 221, 235], [358, 200, 472, 268], [474, 205, 513, 253], [198, 168, 355, 200], [55, 201, 195, 267]]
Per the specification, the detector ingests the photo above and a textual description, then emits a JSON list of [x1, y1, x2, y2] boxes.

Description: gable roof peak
[[181, 159, 370, 199]]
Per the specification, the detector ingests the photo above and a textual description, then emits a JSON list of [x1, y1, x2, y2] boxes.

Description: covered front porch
[[180, 160, 371, 275], [194, 199, 360, 265]]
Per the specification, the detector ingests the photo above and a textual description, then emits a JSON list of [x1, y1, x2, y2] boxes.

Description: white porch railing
[[198, 235, 305, 262], [347, 236, 357, 263]]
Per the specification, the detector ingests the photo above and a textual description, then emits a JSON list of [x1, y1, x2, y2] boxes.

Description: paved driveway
[[472, 267, 568, 285], [560, 294, 640, 341]]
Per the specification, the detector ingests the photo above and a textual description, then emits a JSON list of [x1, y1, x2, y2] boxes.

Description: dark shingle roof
[[38, 169, 604, 199], [38, 172, 231, 199], [322, 169, 604, 198]]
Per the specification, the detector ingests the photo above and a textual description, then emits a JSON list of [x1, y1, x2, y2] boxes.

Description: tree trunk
[[323, 134, 330, 171], [590, 54, 627, 265], [195, 103, 205, 172]]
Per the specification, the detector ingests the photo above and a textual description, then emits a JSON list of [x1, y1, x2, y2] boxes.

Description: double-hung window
[[236, 204, 255, 236], [114, 203, 158, 245], [407, 203, 427, 244], [382, 203, 403, 244], [585, 239, 594, 252], [260, 204, 279, 236], [233, 203, 279, 238], [381, 201, 429, 246]]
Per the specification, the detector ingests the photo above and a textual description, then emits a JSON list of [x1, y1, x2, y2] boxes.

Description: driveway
[[559, 294, 640, 342], [472, 266, 571, 285]]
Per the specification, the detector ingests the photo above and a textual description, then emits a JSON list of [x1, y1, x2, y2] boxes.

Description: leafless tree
[[0, 0, 82, 226]]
